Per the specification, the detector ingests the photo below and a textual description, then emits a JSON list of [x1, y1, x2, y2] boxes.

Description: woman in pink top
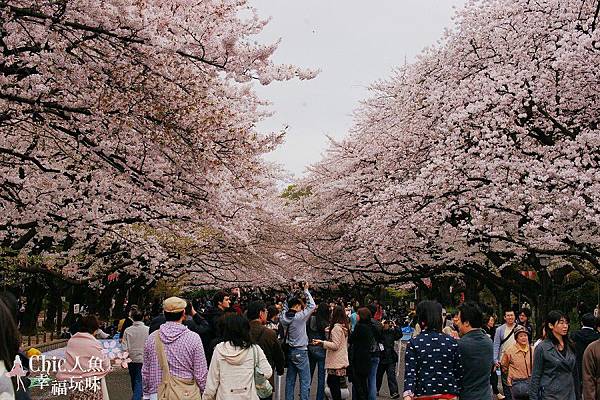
[[56, 316, 111, 400], [312, 306, 350, 400]]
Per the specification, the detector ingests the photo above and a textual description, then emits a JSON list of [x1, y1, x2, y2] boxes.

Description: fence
[[21, 331, 68, 353]]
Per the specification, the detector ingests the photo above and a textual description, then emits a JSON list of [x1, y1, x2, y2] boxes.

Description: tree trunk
[[21, 279, 45, 335], [464, 274, 481, 303], [63, 285, 85, 327], [43, 278, 62, 331], [96, 284, 118, 320], [112, 283, 128, 319]]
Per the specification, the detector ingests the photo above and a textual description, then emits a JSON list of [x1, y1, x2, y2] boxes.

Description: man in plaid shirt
[[142, 297, 208, 399]]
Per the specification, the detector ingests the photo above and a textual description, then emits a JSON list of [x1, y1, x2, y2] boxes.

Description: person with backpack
[[142, 297, 208, 400], [494, 310, 519, 400]]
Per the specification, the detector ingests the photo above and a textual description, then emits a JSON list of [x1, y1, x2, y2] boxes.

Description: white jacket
[[203, 342, 272, 400]]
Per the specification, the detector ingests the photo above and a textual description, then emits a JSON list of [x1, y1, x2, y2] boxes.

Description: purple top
[[142, 321, 208, 396]]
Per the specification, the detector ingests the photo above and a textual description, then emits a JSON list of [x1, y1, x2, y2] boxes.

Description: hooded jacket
[[203, 342, 272, 400], [141, 322, 208, 397]]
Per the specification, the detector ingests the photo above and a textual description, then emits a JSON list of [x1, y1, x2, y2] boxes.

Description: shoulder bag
[[252, 345, 273, 399], [155, 335, 201, 400]]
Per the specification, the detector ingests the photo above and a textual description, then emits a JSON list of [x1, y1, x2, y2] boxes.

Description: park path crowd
[[2, 286, 600, 400]]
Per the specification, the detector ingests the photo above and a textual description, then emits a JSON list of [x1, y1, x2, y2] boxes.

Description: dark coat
[[149, 314, 210, 345], [202, 306, 225, 364], [379, 327, 401, 364], [529, 339, 577, 400], [148, 314, 165, 334], [250, 320, 286, 381], [349, 320, 375, 376], [572, 328, 600, 399]]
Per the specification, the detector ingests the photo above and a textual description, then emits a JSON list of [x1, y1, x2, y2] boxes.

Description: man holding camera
[[377, 319, 401, 399], [280, 282, 316, 400]]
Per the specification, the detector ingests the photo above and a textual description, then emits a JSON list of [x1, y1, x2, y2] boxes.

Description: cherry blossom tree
[[290, 0, 600, 313], [0, 0, 316, 285]]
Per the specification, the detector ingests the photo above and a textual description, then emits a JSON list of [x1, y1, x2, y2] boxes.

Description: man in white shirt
[[123, 309, 149, 400], [493, 310, 517, 400]]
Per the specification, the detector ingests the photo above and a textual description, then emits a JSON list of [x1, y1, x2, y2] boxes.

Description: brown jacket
[[501, 342, 533, 385], [249, 320, 285, 381], [583, 339, 600, 400]]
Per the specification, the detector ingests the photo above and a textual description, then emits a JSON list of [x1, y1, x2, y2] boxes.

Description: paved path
[[31, 343, 408, 400]]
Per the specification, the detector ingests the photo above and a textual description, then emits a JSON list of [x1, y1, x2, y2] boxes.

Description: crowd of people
[[3, 286, 600, 400]]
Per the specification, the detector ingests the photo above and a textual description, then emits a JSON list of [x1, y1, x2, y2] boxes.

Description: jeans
[[501, 371, 513, 400], [309, 346, 326, 400], [376, 361, 399, 395], [367, 356, 379, 400], [128, 362, 143, 400], [286, 348, 311, 400]]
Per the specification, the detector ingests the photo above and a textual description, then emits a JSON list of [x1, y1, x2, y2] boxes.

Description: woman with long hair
[[348, 307, 377, 400], [529, 310, 576, 400], [312, 305, 350, 400], [204, 314, 272, 400], [402, 300, 460, 400], [307, 302, 330, 400], [0, 299, 19, 400]]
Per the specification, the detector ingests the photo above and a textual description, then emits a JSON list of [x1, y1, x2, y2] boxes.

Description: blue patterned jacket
[[403, 330, 462, 397]]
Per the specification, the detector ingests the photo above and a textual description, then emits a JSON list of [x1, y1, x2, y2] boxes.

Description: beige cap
[[513, 325, 529, 338], [163, 297, 186, 313]]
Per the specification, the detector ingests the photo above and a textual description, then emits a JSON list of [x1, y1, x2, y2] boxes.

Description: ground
[[30, 344, 407, 399]]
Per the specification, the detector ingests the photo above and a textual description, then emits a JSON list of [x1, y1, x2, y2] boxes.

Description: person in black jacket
[[349, 307, 375, 400], [571, 313, 600, 399], [148, 301, 211, 359], [201, 291, 231, 365], [376, 320, 401, 398]]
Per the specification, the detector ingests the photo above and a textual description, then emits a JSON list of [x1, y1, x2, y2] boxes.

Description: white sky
[[250, 1, 466, 179]]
